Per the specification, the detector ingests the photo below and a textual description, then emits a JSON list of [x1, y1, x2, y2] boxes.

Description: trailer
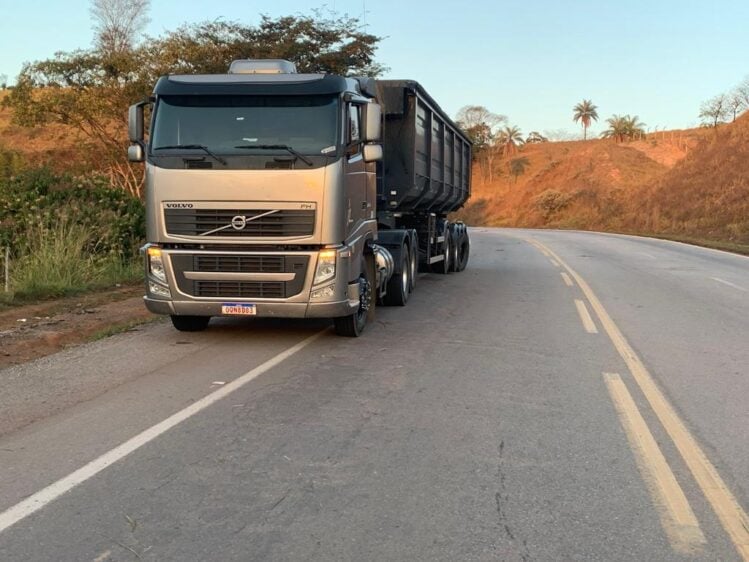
[[128, 60, 471, 336]]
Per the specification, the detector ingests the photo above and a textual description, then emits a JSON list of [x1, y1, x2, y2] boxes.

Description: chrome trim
[[184, 271, 295, 282]]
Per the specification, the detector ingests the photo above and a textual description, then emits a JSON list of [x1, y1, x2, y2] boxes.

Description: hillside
[[455, 118, 749, 246], [3, 89, 748, 247], [0, 91, 83, 170]]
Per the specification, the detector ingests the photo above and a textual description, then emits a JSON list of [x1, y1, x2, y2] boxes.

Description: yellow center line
[[574, 299, 599, 333], [561, 272, 574, 287], [550, 259, 561, 267], [528, 237, 749, 562], [603, 373, 706, 554]]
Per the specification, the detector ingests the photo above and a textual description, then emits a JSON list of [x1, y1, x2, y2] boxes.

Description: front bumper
[[143, 245, 359, 319], [144, 295, 357, 318]]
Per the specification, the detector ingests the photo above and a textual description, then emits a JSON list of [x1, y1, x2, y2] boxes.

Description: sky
[[1, 0, 748, 137]]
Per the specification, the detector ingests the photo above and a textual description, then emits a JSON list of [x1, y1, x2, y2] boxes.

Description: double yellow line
[[527, 237, 749, 561]]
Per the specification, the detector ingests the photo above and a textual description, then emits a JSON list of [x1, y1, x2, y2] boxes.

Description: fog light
[[149, 281, 171, 298], [311, 285, 335, 299]]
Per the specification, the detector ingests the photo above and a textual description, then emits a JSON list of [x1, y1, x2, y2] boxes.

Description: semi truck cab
[[128, 59, 471, 336]]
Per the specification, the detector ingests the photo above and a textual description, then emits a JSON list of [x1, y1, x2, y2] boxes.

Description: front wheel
[[334, 256, 374, 337], [171, 315, 210, 332]]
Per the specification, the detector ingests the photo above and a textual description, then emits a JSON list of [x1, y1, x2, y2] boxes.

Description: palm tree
[[600, 114, 646, 142], [573, 99, 599, 140], [497, 125, 523, 156]]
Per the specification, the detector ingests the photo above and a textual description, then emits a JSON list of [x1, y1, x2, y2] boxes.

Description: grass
[[4, 216, 142, 303]]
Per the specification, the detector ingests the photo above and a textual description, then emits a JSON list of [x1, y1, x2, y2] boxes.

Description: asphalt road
[[0, 228, 747, 561]]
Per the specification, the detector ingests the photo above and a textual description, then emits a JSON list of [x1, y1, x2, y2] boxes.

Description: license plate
[[221, 303, 257, 315]]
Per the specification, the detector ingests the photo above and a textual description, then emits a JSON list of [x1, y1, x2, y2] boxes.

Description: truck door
[[344, 104, 368, 238]]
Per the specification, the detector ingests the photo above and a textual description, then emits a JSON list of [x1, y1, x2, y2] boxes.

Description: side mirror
[[128, 102, 146, 142], [363, 144, 382, 163], [128, 144, 144, 162], [362, 103, 382, 142]]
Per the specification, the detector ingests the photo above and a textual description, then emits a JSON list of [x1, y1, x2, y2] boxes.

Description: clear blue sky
[[1, 0, 747, 137]]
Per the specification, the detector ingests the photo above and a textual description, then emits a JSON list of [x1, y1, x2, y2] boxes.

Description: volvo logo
[[231, 215, 247, 230]]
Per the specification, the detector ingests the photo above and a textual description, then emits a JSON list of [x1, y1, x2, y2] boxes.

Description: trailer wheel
[[409, 235, 418, 292], [456, 229, 470, 272], [171, 315, 210, 332], [334, 255, 374, 337], [436, 232, 451, 274], [449, 228, 460, 272], [384, 245, 410, 306]]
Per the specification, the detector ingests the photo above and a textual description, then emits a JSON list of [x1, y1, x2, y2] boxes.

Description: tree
[[573, 99, 599, 140], [728, 91, 746, 122], [699, 94, 730, 127], [0, 74, 7, 90], [91, 0, 150, 54], [525, 131, 548, 144], [455, 105, 506, 151], [734, 77, 749, 111], [455, 105, 506, 182], [600, 114, 645, 142], [497, 125, 523, 156], [509, 157, 530, 183], [3, 13, 385, 196]]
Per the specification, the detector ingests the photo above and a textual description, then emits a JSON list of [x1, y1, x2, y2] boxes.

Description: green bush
[[0, 167, 145, 257]]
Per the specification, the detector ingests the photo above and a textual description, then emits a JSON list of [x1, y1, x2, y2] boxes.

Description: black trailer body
[[372, 80, 472, 278]]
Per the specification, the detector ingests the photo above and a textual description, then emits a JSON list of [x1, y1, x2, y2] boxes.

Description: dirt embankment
[[456, 116, 749, 246]]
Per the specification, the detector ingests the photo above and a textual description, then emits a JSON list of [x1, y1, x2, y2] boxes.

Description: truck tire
[[437, 232, 451, 274], [384, 245, 410, 306], [334, 255, 374, 337], [171, 315, 210, 332], [409, 233, 418, 292], [449, 227, 460, 272], [456, 229, 470, 272]]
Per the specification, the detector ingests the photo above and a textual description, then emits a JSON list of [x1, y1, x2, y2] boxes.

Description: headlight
[[314, 249, 336, 285], [147, 246, 167, 284]]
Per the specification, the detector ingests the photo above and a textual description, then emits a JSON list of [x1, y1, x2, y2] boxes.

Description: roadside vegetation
[[0, 160, 144, 303]]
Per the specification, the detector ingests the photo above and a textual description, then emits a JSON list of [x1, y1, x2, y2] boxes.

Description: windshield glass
[[151, 95, 339, 155]]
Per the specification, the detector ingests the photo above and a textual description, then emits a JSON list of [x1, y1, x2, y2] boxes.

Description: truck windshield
[[151, 95, 338, 156]]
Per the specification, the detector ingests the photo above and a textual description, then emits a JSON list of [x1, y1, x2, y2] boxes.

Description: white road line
[[530, 238, 749, 562], [710, 277, 747, 292], [561, 272, 574, 287], [0, 329, 327, 535], [574, 299, 599, 333], [603, 373, 706, 554], [550, 259, 561, 267]]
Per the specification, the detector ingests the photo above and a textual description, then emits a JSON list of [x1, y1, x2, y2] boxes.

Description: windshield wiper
[[233, 144, 313, 167], [154, 144, 227, 166]]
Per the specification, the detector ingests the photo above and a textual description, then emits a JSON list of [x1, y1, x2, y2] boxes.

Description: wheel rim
[[410, 248, 417, 287], [357, 276, 372, 323]]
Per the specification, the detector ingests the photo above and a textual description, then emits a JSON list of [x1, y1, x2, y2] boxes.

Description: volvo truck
[[128, 59, 471, 336]]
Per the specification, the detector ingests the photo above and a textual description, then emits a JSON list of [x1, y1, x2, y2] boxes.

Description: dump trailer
[[128, 60, 471, 336]]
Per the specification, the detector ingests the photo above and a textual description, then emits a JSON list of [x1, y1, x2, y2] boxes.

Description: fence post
[[3, 246, 8, 293]]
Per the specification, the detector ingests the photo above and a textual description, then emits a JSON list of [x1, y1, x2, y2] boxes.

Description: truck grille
[[164, 209, 315, 237], [170, 254, 309, 299], [195, 281, 284, 298], [195, 255, 284, 273]]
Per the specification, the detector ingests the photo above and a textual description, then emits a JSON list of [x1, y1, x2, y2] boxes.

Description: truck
[[127, 59, 471, 336]]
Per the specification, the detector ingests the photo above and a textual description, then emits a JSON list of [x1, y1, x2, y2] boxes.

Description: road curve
[[0, 228, 747, 561]]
